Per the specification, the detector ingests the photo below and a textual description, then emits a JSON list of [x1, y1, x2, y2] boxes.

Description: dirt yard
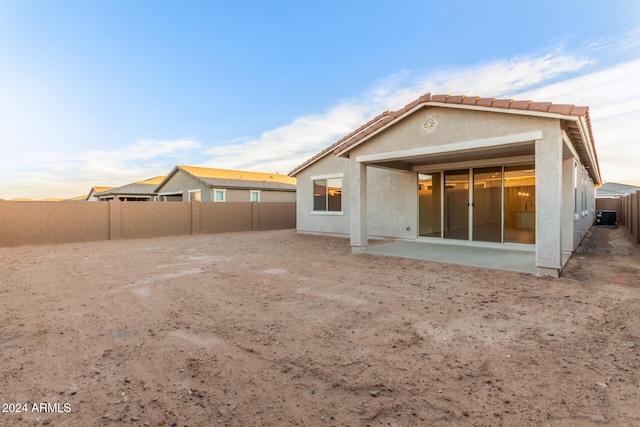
[[1, 226, 639, 427]]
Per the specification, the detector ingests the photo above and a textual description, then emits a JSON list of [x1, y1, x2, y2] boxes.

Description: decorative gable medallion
[[422, 116, 438, 133]]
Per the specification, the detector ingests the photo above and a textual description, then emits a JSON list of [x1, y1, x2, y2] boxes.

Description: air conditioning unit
[[596, 210, 616, 226]]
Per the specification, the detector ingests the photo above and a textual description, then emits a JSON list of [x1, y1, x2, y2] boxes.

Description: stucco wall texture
[[0, 200, 296, 247]]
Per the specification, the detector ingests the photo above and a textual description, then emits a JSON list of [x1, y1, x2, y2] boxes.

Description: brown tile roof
[[289, 92, 596, 176], [286, 111, 392, 177]]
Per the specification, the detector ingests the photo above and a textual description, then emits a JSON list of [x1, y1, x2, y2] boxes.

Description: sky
[[1, 0, 639, 200]]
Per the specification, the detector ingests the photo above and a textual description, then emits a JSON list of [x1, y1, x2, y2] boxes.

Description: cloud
[[513, 58, 640, 184], [4, 33, 639, 199], [583, 28, 640, 60], [201, 99, 380, 174], [74, 138, 201, 175], [400, 53, 589, 102], [199, 50, 594, 174], [0, 138, 202, 199], [199, 45, 640, 186]]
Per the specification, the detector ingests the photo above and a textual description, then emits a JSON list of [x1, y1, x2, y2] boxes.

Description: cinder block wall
[[199, 203, 253, 234], [0, 201, 109, 247], [254, 202, 296, 230], [610, 193, 640, 245], [120, 202, 192, 239], [623, 196, 630, 235], [0, 200, 296, 247], [630, 193, 640, 243]]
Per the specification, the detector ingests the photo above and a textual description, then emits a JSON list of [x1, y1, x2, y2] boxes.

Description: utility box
[[596, 210, 617, 226]]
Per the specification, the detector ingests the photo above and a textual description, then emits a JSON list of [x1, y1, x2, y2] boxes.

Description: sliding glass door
[[504, 165, 536, 244], [444, 170, 470, 240], [472, 167, 502, 243], [418, 164, 535, 244], [418, 173, 442, 237]]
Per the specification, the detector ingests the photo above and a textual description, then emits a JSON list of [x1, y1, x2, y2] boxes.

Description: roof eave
[[576, 114, 602, 184], [288, 110, 393, 176], [291, 93, 601, 181], [334, 101, 596, 157], [333, 103, 428, 157]]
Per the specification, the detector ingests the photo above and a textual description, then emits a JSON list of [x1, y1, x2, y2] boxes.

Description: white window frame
[[250, 190, 261, 202], [213, 189, 226, 202], [188, 189, 201, 202], [310, 173, 344, 215]]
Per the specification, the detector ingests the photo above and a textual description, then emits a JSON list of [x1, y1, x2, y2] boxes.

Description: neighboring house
[[289, 93, 601, 277], [596, 182, 640, 198], [85, 186, 115, 202], [93, 177, 164, 201], [154, 165, 296, 202]]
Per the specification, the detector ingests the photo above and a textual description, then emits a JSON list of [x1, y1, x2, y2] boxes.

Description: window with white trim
[[250, 190, 260, 202], [313, 178, 342, 212], [189, 190, 201, 202], [213, 189, 226, 202]]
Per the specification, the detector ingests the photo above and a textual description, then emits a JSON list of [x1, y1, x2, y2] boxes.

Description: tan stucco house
[[289, 93, 601, 277], [154, 166, 296, 202]]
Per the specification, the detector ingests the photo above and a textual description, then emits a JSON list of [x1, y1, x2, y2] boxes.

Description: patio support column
[[350, 160, 368, 253], [535, 132, 563, 277]]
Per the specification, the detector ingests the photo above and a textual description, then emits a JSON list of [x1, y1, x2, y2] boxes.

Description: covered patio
[[345, 128, 564, 276]]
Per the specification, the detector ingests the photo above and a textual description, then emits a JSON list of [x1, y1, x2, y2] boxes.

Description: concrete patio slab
[[364, 240, 538, 274]]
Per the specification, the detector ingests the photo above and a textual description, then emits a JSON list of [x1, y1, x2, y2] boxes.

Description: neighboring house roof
[[95, 176, 164, 198], [92, 186, 115, 193], [85, 186, 115, 201], [596, 182, 640, 198], [289, 93, 600, 184], [155, 166, 296, 192], [66, 194, 89, 201]]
